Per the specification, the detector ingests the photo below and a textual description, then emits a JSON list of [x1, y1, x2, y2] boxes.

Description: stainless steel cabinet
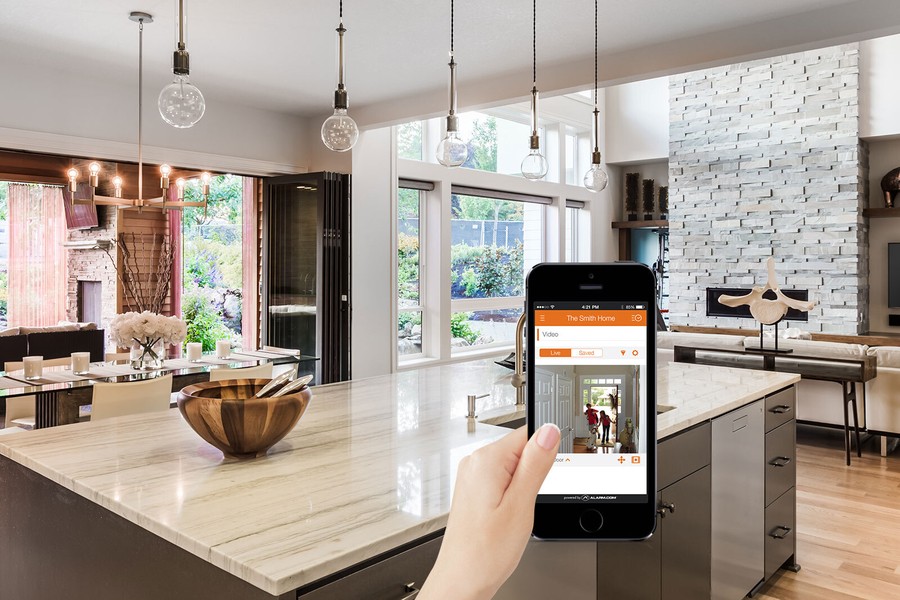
[[596, 423, 712, 600], [711, 399, 765, 600], [764, 386, 799, 581]]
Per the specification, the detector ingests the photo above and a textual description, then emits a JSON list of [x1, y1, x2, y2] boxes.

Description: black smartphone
[[526, 262, 657, 540]]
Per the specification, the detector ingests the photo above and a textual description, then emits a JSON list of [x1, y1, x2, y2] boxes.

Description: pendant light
[[322, 0, 360, 152], [520, 0, 548, 180], [435, 0, 468, 168], [158, 0, 206, 128], [583, 0, 609, 193], [67, 12, 210, 213]]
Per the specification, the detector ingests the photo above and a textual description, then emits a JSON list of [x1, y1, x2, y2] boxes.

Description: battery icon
[[636, 305, 645, 309]]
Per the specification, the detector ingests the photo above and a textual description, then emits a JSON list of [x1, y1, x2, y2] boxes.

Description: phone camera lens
[[588, 273, 595, 279]]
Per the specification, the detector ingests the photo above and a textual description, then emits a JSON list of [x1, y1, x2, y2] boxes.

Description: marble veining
[[0, 359, 798, 595]]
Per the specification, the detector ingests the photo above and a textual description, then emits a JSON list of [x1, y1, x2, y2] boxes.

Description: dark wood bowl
[[176, 378, 312, 459]]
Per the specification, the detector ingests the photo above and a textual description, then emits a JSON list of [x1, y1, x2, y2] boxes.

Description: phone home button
[[579, 509, 604, 533]]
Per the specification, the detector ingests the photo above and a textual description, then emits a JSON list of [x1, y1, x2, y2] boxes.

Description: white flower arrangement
[[109, 311, 187, 348]]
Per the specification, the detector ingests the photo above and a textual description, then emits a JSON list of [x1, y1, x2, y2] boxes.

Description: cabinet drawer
[[659, 422, 710, 489], [298, 535, 442, 600], [765, 420, 796, 506], [765, 387, 796, 432], [765, 488, 796, 580]]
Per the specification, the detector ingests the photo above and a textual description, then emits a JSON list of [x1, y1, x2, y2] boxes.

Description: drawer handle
[[770, 405, 792, 414], [656, 502, 676, 518], [401, 582, 420, 600], [769, 456, 792, 467], [769, 525, 792, 539]]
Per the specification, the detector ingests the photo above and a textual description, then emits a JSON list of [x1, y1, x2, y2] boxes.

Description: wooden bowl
[[177, 378, 312, 459]]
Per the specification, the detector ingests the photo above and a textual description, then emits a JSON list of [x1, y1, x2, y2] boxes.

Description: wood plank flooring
[[756, 426, 900, 599]]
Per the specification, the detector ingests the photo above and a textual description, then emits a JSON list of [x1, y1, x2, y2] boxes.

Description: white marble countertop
[[0, 359, 798, 596]]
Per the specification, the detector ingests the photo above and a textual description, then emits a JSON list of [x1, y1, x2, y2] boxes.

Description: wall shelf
[[612, 220, 669, 230], [863, 208, 900, 218]]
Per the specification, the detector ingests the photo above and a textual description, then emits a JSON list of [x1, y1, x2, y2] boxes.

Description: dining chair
[[0, 425, 29, 436], [2, 357, 72, 429], [208, 363, 273, 382], [90, 374, 173, 421]]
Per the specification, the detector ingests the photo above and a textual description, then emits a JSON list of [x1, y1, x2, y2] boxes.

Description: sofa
[[0, 323, 105, 368], [658, 331, 900, 455]]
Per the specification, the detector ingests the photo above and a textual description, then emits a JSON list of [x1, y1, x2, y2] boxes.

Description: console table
[[674, 345, 877, 465]]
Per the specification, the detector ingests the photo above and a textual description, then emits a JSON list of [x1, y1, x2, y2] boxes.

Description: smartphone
[[526, 262, 657, 540]]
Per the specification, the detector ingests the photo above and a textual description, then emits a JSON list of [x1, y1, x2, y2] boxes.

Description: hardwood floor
[[757, 426, 900, 599]]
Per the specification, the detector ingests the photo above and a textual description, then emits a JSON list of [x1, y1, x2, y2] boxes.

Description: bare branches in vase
[[104, 232, 174, 314]]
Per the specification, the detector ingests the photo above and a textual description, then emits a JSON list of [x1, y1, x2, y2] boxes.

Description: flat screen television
[[889, 243, 900, 308], [63, 183, 100, 229]]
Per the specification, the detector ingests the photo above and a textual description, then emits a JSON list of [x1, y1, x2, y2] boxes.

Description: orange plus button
[[539, 348, 572, 358]]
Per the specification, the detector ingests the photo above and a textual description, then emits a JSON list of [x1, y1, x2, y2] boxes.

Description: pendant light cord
[[450, 0, 455, 56], [339, 0, 343, 21], [594, 0, 598, 109], [533, 0, 537, 85]]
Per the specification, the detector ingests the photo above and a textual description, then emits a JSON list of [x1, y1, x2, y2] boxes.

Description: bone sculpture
[[718, 257, 816, 325]]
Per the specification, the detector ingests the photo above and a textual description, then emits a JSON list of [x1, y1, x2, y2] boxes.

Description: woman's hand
[[419, 424, 560, 600]]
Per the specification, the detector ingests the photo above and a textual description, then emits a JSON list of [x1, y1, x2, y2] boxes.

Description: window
[[397, 186, 424, 357], [450, 188, 545, 352], [397, 121, 424, 160], [181, 174, 244, 350], [565, 133, 577, 185], [566, 200, 585, 262]]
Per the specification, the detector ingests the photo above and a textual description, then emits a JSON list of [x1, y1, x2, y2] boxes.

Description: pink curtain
[[167, 185, 182, 318], [241, 177, 258, 349], [7, 183, 68, 327]]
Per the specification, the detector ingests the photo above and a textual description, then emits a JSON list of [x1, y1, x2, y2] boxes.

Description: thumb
[[504, 423, 560, 511]]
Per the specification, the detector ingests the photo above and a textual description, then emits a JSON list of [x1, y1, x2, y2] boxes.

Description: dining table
[[0, 348, 316, 429]]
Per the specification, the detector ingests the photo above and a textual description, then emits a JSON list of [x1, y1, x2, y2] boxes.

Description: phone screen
[[531, 301, 649, 504]]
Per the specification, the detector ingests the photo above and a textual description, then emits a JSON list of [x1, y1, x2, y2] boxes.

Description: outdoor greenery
[[450, 312, 478, 345], [181, 174, 243, 347]]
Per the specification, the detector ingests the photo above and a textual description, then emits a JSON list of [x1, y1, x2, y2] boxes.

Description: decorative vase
[[131, 338, 165, 370]]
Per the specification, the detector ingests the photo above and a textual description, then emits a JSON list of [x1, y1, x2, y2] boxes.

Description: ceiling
[[3, 0, 900, 126]]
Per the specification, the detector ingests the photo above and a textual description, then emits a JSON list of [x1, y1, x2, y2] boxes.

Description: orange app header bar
[[534, 310, 646, 326]]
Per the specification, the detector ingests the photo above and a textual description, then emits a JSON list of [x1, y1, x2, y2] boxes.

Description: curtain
[[167, 184, 182, 318], [241, 177, 259, 349], [7, 183, 68, 327]]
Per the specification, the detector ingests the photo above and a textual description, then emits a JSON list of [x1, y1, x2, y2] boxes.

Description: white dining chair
[[208, 363, 273, 382], [2, 357, 71, 429], [0, 425, 29, 436], [90, 374, 173, 421]]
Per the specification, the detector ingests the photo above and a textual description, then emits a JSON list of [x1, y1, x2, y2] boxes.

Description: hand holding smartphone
[[527, 263, 657, 540]]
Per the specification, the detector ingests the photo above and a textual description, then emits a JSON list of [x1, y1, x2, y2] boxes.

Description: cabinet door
[[595, 494, 662, 600], [494, 540, 597, 599], [661, 466, 711, 600]]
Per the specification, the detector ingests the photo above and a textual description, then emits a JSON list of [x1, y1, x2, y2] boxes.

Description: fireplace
[[706, 288, 809, 322]]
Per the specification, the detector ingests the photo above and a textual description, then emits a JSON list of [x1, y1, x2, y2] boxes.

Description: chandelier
[[67, 12, 209, 212]]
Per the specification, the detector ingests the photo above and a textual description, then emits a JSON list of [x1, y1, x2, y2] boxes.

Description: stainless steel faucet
[[512, 312, 526, 405], [467, 393, 490, 419]]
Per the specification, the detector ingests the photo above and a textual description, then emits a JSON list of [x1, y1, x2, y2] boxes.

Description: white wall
[[350, 128, 396, 378], [605, 78, 670, 165], [0, 53, 310, 176], [860, 35, 900, 139]]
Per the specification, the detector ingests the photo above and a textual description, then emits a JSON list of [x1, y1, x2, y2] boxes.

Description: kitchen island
[[0, 359, 799, 599]]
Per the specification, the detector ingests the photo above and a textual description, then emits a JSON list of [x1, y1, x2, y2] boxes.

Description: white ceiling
[[3, 0, 900, 125]]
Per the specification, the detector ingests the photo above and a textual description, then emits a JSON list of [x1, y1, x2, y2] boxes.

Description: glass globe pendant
[[583, 0, 608, 193], [436, 0, 468, 168], [321, 11, 359, 153], [583, 108, 608, 192], [521, 1, 548, 180], [158, 0, 205, 128]]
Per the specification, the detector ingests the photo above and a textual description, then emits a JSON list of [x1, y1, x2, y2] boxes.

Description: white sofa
[[658, 331, 880, 449]]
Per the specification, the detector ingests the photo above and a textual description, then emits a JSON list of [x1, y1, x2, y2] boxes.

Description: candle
[[216, 340, 231, 359], [23, 356, 43, 381], [187, 342, 202, 362], [71, 352, 91, 375]]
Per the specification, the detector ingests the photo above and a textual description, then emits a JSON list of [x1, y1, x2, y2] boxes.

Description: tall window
[[397, 121, 424, 161], [181, 174, 244, 350], [450, 188, 544, 352], [566, 201, 585, 262], [397, 186, 424, 357]]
